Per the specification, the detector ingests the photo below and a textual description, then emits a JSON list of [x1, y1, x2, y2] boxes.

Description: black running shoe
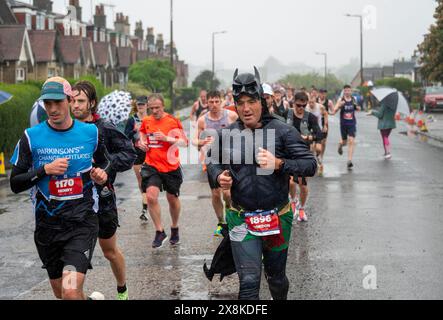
[[170, 227, 180, 246], [338, 143, 343, 156], [152, 231, 168, 248], [347, 161, 354, 169], [139, 209, 149, 222]]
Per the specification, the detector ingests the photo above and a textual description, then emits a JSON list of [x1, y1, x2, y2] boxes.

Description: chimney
[[94, 4, 106, 29], [33, 0, 53, 12], [156, 33, 164, 55], [114, 13, 130, 36], [147, 27, 155, 53], [69, 0, 82, 22], [135, 21, 144, 39]]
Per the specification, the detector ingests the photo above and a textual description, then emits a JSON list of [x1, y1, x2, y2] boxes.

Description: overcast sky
[[51, 0, 437, 70]]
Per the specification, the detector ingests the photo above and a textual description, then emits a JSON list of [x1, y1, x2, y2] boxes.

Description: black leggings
[[231, 239, 289, 300]]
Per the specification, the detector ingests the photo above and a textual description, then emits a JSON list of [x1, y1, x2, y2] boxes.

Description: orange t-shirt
[[139, 113, 187, 173]]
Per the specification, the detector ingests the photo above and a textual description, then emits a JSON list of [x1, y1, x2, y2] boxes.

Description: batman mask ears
[[233, 69, 239, 81], [254, 66, 261, 83]]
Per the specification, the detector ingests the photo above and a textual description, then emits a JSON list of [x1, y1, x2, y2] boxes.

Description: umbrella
[[97, 90, 132, 126], [30, 100, 47, 127], [370, 87, 410, 116], [0, 90, 13, 105]]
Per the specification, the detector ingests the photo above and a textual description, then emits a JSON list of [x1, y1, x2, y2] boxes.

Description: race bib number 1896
[[244, 210, 281, 237]]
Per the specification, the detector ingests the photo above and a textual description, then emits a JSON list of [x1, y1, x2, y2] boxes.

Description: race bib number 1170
[[49, 174, 84, 201]]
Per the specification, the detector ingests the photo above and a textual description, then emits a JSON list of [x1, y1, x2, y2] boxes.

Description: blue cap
[[39, 82, 68, 101]]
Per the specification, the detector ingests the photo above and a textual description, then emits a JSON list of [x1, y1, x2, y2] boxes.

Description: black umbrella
[[203, 224, 236, 282]]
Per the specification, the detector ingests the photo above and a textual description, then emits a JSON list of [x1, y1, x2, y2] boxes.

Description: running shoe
[[347, 161, 354, 170], [338, 143, 343, 156], [214, 224, 223, 237], [385, 153, 392, 160], [117, 289, 129, 301], [139, 209, 149, 222], [152, 230, 168, 249], [297, 207, 308, 222], [318, 164, 324, 177], [170, 227, 180, 245], [88, 292, 105, 300]]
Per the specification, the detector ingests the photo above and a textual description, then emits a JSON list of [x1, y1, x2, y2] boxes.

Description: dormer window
[[48, 18, 54, 30], [25, 14, 32, 30], [36, 14, 45, 30]]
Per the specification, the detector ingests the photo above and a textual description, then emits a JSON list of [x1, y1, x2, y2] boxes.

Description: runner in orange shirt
[[139, 94, 189, 248]]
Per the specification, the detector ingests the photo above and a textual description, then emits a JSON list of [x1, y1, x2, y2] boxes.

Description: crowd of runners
[[9, 69, 363, 300]]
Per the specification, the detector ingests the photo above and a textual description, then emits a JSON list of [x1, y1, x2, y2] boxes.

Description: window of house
[[100, 30, 105, 42], [48, 68, 55, 78], [36, 15, 45, 30], [93, 29, 97, 42], [71, 22, 79, 36], [48, 18, 54, 30], [16, 68, 25, 82], [82, 26, 86, 37], [25, 14, 32, 30]]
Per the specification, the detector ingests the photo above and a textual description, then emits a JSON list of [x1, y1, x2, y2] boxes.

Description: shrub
[[0, 83, 41, 161]]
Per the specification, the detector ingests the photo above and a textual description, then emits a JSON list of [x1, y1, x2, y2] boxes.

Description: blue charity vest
[[23, 120, 98, 200]]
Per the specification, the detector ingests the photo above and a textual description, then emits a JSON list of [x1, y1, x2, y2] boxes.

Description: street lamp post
[[316, 52, 328, 91], [170, 0, 175, 113], [346, 13, 364, 87], [212, 30, 227, 89]]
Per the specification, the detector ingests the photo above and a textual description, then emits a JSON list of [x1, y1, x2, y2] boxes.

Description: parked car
[[423, 86, 443, 112]]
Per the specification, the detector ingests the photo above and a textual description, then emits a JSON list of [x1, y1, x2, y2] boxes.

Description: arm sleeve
[[9, 134, 47, 194], [371, 104, 385, 119], [280, 127, 318, 178], [105, 122, 137, 173], [124, 117, 136, 141]]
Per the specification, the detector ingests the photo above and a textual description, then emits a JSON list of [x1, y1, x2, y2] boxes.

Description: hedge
[[0, 83, 41, 162]]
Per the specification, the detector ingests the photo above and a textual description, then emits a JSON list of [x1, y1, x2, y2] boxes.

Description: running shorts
[[34, 214, 99, 280], [140, 164, 183, 197]]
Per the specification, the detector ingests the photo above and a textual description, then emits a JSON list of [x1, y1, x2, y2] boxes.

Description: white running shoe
[[88, 292, 105, 300]]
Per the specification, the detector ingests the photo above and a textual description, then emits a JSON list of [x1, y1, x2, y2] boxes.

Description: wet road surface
[[1, 112, 443, 300]]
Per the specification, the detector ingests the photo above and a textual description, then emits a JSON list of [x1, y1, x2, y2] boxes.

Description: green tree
[[279, 72, 344, 93], [418, 0, 443, 83], [375, 77, 413, 93], [192, 70, 220, 91], [129, 59, 176, 93]]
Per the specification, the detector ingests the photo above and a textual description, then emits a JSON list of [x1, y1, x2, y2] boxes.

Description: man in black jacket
[[72, 81, 136, 300], [207, 68, 317, 300]]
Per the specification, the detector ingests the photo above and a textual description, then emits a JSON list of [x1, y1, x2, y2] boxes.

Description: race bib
[[244, 209, 281, 237], [147, 134, 163, 149], [49, 174, 84, 201], [344, 112, 354, 120]]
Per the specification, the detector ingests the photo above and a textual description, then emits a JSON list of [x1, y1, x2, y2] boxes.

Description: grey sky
[[52, 0, 437, 70]]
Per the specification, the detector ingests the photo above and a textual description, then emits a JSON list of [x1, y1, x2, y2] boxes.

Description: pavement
[[1, 111, 443, 300], [416, 112, 443, 142]]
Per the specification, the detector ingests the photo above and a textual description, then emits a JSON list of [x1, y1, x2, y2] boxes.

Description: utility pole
[[211, 30, 227, 89], [316, 52, 328, 91], [346, 13, 364, 87], [170, 0, 175, 113]]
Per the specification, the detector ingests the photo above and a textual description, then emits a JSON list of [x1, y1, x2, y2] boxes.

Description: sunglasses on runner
[[295, 103, 307, 108]]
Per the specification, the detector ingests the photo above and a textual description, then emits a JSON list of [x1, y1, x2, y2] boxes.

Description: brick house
[[0, 25, 34, 83], [1, 0, 188, 88]]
